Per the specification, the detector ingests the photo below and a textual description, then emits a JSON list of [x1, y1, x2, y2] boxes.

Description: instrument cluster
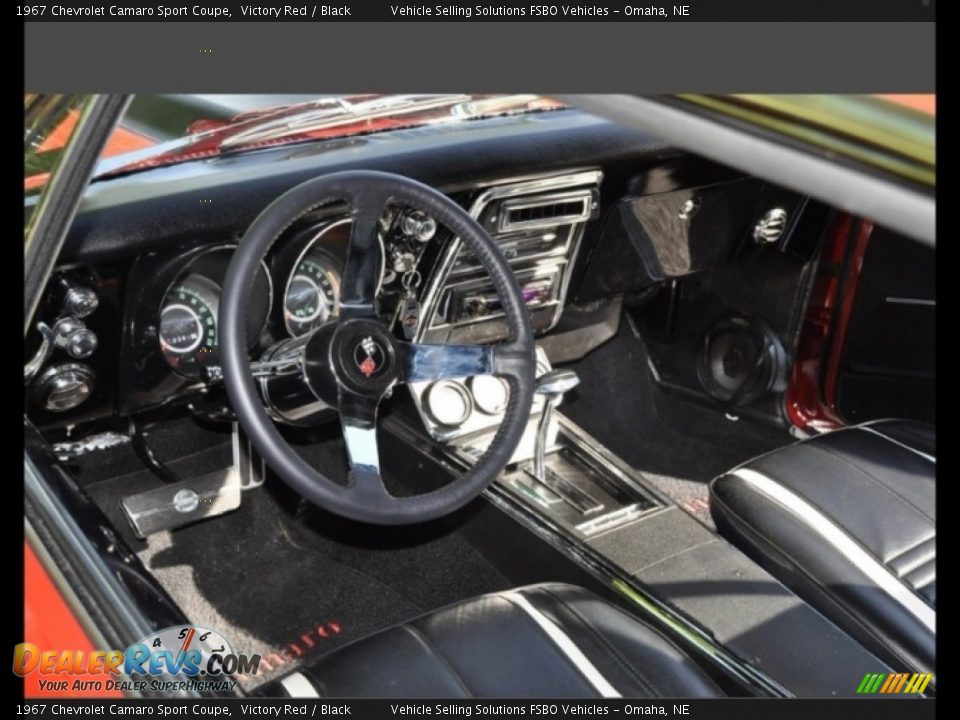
[[155, 209, 436, 382]]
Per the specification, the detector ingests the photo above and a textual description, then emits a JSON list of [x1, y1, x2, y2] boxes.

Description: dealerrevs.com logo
[[13, 625, 261, 694]]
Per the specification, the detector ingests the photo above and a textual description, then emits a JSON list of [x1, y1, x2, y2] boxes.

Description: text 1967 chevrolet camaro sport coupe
[[22, 93, 935, 698]]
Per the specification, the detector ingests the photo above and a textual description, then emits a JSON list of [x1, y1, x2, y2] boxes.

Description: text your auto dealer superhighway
[[49, 5, 233, 17]]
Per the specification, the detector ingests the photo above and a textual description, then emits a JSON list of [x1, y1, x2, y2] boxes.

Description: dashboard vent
[[497, 190, 594, 233]]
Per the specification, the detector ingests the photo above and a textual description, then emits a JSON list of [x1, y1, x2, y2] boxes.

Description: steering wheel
[[219, 171, 536, 525]]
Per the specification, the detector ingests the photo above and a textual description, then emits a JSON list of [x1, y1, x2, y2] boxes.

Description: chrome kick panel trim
[[121, 466, 242, 539]]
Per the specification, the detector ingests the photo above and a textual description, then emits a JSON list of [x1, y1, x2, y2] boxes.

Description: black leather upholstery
[[710, 420, 935, 671], [262, 583, 722, 698]]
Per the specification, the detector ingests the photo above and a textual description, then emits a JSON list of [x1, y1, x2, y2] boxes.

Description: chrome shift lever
[[533, 369, 580, 480]]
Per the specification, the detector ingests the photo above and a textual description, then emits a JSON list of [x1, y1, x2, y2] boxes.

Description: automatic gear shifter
[[533, 369, 580, 480]]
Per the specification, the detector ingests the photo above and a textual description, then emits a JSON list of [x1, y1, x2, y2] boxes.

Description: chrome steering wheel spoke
[[398, 341, 534, 384], [338, 388, 390, 500]]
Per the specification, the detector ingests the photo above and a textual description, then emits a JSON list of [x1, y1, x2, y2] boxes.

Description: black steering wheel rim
[[220, 170, 536, 524]]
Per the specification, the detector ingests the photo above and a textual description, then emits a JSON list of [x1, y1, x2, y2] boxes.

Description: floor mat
[[82, 437, 511, 689], [559, 319, 793, 528]]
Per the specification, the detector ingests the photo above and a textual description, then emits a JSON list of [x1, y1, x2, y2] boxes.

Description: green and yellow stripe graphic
[[857, 672, 933, 694]]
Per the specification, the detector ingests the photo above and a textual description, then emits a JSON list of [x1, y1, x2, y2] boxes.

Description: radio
[[437, 272, 560, 326]]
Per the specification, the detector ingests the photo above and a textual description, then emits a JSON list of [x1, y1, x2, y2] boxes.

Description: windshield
[[24, 94, 564, 192], [25, 96, 93, 203], [24, 94, 155, 200]]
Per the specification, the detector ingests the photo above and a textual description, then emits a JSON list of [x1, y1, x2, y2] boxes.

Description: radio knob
[[464, 300, 487, 319], [393, 252, 416, 273]]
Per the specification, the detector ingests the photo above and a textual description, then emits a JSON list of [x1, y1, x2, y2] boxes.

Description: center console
[[394, 349, 894, 698], [408, 169, 602, 441], [407, 169, 664, 536], [407, 343, 666, 538]]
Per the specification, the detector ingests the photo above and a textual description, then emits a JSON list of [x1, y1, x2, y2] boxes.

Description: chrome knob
[[62, 285, 99, 318], [53, 317, 85, 346], [65, 328, 98, 359], [393, 252, 416, 273], [536, 369, 580, 398], [33, 363, 95, 412], [753, 208, 788, 244], [53, 318, 98, 359], [400, 210, 437, 243]]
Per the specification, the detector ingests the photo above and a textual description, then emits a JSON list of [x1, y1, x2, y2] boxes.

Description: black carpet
[[559, 320, 792, 525], [73, 318, 792, 684], [79, 424, 510, 687]]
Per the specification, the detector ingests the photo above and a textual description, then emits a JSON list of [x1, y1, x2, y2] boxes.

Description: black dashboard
[[26, 108, 823, 433]]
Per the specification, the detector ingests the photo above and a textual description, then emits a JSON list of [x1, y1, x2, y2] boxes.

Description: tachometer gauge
[[159, 274, 220, 376], [284, 248, 341, 337]]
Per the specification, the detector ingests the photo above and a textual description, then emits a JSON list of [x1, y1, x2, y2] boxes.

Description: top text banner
[[17, 0, 937, 22]]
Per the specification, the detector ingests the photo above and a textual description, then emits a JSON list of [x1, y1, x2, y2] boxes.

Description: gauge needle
[[175, 627, 196, 670], [180, 627, 196, 653]]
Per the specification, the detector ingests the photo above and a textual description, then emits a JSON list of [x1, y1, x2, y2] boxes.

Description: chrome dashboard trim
[[24, 322, 55, 383], [496, 188, 596, 234], [427, 264, 564, 332], [414, 169, 603, 342]]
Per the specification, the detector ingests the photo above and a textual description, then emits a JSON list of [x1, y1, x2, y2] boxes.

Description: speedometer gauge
[[284, 248, 341, 336], [159, 275, 219, 375], [156, 247, 272, 380]]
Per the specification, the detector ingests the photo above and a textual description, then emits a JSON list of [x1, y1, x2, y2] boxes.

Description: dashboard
[[27, 169, 603, 430], [25, 108, 821, 434]]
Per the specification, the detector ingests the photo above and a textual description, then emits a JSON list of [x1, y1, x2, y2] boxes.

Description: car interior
[[24, 98, 935, 698]]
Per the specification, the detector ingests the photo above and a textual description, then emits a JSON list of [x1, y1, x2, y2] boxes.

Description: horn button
[[306, 319, 399, 398]]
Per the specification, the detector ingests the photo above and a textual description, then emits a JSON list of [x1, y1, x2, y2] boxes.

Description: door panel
[[835, 226, 935, 424]]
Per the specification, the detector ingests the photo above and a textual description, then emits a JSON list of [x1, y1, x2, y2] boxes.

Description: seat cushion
[[261, 583, 723, 698], [710, 420, 935, 671]]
